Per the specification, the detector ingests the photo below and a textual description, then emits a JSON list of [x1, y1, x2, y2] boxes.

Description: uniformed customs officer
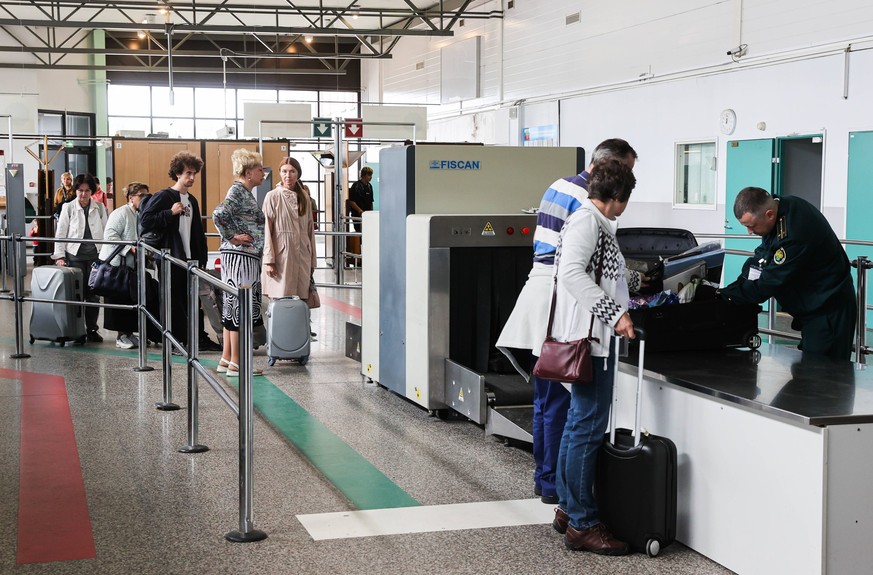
[[719, 187, 856, 360]]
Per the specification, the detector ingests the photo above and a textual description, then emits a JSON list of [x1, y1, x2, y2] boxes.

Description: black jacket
[[138, 186, 208, 267]]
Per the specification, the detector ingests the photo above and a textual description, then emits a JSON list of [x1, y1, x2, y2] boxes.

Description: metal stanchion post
[[156, 251, 180, 410], [768, 298, 777, 344], [134, 244, 154, 372], [11, 235, 30, 359], [225, 285, 266, 543], [180, 264, 208, 453], [853, 256, 871, 366]]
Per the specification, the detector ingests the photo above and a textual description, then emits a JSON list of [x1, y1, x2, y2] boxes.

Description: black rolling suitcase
[[594, 330, 677, 557]]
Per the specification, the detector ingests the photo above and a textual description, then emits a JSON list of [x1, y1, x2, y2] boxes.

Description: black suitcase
[[629, 296, 762, 352], [618, 227, 761, 352], [594, 331, 677, 557]]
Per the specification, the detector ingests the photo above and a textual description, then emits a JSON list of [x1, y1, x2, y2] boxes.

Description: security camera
[[727, 44, 748, 58]]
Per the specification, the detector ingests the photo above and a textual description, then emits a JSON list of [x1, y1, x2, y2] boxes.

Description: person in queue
[[719, 187, 856, 359], [212, 149, 266, 378], [261, 157, 317, 327], [53, 171, 75, 215], [550, 158, 637, 556], [138, 151, 215, 354], [92, 177, 109, 210], [53, 173, 108, 343], [99, 181, 150, 349], [347, 165, 374, 233], [496, 139, 639, 507]]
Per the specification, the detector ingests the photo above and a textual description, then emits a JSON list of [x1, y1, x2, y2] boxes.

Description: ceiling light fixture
[[304, 35, 313, 43], [137, 30, 146, 39]]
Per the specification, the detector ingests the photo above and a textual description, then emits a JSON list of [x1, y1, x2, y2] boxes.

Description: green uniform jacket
[[720, 196, 852, 320]]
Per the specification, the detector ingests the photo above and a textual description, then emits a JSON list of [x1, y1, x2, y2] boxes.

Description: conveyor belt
[[482, 372, 533, 406]]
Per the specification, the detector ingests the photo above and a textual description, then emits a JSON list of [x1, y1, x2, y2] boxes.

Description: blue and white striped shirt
[[531, 171, 589, 265]]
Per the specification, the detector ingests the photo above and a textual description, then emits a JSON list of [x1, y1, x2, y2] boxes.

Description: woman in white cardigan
[[98, 182, 150, 349], [550, 159, 637, 556]]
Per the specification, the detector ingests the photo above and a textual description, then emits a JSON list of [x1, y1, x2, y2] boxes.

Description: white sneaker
[[129, 334, 141, 347], [116, 335, 135, 349]]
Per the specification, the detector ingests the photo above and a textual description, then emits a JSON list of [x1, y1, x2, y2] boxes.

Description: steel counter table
[[612, 344, 873, 575]]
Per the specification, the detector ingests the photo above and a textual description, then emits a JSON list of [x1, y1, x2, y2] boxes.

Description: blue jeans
[[556, 350, 615, 530], [531, 354, 570, 497]]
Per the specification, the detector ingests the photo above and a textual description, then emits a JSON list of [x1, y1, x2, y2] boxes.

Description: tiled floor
[[0, 265, 735, 575]]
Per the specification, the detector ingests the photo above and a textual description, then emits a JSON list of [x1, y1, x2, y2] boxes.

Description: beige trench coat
[[261, 185, 316, 299]]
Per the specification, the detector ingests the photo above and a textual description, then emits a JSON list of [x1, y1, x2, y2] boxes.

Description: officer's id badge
[[774, 247, 787, 265]]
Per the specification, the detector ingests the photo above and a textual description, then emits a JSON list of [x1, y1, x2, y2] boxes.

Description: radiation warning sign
[[482, 222, 495, 236]]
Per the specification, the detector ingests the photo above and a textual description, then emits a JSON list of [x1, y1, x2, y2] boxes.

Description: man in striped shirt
[[497, 138, 638, 505]]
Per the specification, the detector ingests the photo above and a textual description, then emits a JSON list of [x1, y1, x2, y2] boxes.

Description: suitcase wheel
[[298, 355, 309, 366], [59, 341, 66, 347], [646, 538, 661, 558], [266, 356, 276, 367], [744, 331, 762, 350]]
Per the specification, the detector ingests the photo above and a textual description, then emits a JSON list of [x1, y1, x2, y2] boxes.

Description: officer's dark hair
[[591, 138, 638, 164], [588, 158, 636, 203], [733, 186, 773, 219], [167, 151, 204, 181], [73, 173, 97, 193]]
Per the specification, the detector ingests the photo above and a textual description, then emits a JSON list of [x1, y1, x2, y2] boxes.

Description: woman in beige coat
[[261, 156, 316, 303]]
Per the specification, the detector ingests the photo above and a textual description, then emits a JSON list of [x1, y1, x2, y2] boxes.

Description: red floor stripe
[[2, 368, 97, 564], [320, 293, 362, 319]]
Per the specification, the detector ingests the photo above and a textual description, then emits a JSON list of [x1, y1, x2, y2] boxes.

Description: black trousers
[[65, 253, 99, 332]]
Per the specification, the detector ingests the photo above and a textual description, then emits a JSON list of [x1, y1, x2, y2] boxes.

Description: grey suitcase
[[29, 265, 87, 346], [265, 296, 310, 366]]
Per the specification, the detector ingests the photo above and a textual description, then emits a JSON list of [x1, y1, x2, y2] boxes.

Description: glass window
[[151, 117, 195, 139], [108, 85, 150, 116], [108, 117, 151, 137], [237, 89, 277, 111], [66, 113, 93, 147], [152, 86, 194, 118], [319, 90, 359, 119], [674, 142, 716, 207], [195, 87, 236, 120], [279, 89, 318, 103], [196, 119, 237, 139]]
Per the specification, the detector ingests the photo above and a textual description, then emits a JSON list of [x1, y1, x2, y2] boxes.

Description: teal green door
[[724, 139, 775, 287], [847, 131, 873, 340]]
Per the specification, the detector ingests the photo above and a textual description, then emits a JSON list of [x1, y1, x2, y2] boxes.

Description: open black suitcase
[[617, 227, 761, 352], [594, 331, 677, 557]]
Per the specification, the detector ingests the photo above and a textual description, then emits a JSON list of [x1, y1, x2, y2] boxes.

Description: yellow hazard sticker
[[458, 388, 465, 402], [482, 222, 495, 236], [415, 387, 421, 399], [774, 247, 786, 265]]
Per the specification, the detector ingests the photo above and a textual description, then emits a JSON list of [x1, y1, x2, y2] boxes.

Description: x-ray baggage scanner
[[362, 144, 585, 441]]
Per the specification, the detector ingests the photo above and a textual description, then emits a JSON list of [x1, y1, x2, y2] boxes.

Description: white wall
[[365, 0, 873, 237]]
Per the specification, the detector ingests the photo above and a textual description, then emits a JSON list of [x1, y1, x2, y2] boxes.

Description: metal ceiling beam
[[0, 45, 391, 59], [0, 62, 347, 75], [0, 19, 455, 36]]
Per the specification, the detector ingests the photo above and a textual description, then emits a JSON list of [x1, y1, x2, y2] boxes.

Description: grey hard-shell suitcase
[[265, 296, 310, 366], [29, 265, 87, 346]]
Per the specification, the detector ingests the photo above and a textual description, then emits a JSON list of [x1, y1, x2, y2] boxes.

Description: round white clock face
[[720, 108, 737, 135]]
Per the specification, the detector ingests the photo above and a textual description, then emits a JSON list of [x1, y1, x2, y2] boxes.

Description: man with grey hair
[[497, 138, 641, 507], [720, 186, 855, 359]]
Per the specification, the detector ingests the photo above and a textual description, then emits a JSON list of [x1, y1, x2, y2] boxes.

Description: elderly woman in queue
[[98, 182, 150, 349], [549, 159, 637, 556], [53, 173, 108, 343], [212, 149, 266, 377], [261, 157, 317, 320]]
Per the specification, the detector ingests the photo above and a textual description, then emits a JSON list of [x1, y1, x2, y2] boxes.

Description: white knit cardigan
[[548, 200, 630, 358]]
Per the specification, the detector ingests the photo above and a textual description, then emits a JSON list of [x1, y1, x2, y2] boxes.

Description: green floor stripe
[[230, 377, 420, 510], [6, 337, 419, 510]]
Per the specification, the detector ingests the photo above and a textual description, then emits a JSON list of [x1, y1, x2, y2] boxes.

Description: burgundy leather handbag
[[532, 237, 603, 384]]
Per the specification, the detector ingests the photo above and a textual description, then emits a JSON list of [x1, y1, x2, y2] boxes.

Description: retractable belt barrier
[[1, 233, 267, 543]]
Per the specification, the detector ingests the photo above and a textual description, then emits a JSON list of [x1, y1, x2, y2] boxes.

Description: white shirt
[[178, 192, 192, 259]]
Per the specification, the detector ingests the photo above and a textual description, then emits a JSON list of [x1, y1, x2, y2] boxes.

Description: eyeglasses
[[135, 193, 150, 198], [76, 188, 92, 194]]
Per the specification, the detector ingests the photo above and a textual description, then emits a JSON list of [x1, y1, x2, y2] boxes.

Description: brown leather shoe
[[564, 523, 630, 556], [553, 507, 569, 534]]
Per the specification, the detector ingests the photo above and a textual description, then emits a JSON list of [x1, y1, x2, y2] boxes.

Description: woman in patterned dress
[[212, 149, 266, 377]]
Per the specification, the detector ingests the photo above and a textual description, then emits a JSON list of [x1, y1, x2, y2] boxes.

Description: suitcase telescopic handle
[[608, 330, 647, 447]]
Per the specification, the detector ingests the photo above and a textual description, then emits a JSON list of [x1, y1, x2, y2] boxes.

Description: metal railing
[[1, 233, 267, 543]]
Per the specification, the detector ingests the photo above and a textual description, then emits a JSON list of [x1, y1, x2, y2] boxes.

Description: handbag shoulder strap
[[101, 244, 126, 264], [544, 224, 604, 340]]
